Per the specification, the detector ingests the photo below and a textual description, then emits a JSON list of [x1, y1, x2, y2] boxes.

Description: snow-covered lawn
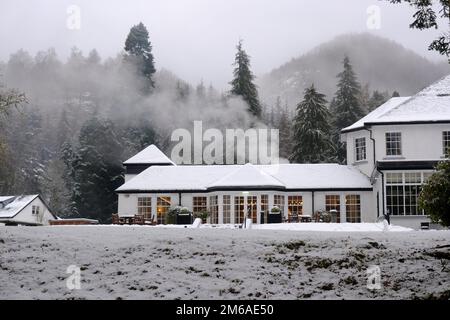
[[148, 221, 412, 232], [0, 225, 449, 300]]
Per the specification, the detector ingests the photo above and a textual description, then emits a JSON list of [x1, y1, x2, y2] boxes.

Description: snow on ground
[[139, 222, 412, 232], [253, 222, 412, 232], [0, 225, 449, 300]]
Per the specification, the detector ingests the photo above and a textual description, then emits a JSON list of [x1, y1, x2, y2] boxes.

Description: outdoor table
[[300, 215, 312, 223]]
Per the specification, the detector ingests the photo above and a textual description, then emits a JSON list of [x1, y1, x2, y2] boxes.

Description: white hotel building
[[116, 75, 450, 229]]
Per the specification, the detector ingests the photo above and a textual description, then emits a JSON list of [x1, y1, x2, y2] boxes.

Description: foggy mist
[[0, 0, 448, 89]]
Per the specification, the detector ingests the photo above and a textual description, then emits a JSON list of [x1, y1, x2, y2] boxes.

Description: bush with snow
[[419, 160, 450, 227]]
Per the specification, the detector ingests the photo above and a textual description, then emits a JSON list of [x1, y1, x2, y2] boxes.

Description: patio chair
[[289, 213, 299, 223]]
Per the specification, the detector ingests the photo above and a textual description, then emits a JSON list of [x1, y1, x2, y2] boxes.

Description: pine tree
[[69, 117, 124, 222], [359, 83, 371, 114], [230, 40, 262, 118], [368, 90, 389, 111], [124, 22, 156, 91], [290, 84, 332, 163], [331, 56, 363, 163], [196, 80, 206, 99], [333, 56, 363, 129], [277, 106, 293, 160], [87, 49, 101, 65], [175, 81, 191, 101]]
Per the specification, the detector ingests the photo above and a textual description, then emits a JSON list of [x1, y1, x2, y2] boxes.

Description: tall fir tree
[[332, 56, 363, 129], [196, 80, 206, 100], [277, 105, 293, 160], [69, 117, 124, 222], [290, 84, 332, 163], [331, 56, 363, 163], [124, 22, 156, 91], [230, 40, 262, 118]]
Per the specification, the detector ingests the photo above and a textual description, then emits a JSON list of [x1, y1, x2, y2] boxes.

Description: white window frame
[[137, 197, 152, 219], [443, 131, 450, 157], [385, 132, 402, 156], [385, 171, 432, 216], [354, 137, 366, 162], [222, 195, 231, 224]]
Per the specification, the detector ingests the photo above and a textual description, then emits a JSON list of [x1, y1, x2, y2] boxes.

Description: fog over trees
[[0, 23, 447, 222]]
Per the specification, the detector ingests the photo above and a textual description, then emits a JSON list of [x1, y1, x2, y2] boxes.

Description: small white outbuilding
[[0, 195, 57, 226]]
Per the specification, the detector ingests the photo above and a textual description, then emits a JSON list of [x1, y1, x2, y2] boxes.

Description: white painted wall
[[12, 197, 54, 226], [390, 216, 430, 230], [118, 191, 376, 223], [345, 130, 374, 177], [372, 124, 450, 161], [345, 123, 450, 176]]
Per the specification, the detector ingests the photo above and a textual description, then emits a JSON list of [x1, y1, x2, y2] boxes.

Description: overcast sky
[[0, 0, 448, 89]]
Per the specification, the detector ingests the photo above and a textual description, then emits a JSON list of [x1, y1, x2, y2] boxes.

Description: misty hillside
[[258, 33, 450, 107]]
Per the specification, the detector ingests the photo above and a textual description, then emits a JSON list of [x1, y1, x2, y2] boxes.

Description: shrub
[[270, 206, 281, 214], [418, 160, 450, 227], [166, 206, 192, 224], [194, 210, 210, 222]]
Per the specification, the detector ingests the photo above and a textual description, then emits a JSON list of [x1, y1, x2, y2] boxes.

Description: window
[[260, 195, 269, 213], [247, 196, 257, 223], [234, 196, 245, 224], [386, 132, 402, 156], [156, 197, 171, 224], [223, 195, 231, 224], [386, 172, 403, 184], [260, 195, 269, 223], [193, 196, 207, 215], [386, 172, 427, 216], [209, 196, 218, 224], [404, 185, 421, 215], [32, 205, 40, 215], [345, 195, 361, 223], [355, 137, 366, 161], [274, 195, 285, 213], [138, 197, 152, 219], [443, 131, 450, 156], [325, 195, 340, 223], [386, 185, 404, 215], [404, 172, 421, 184], [288, 196, 303, 217]]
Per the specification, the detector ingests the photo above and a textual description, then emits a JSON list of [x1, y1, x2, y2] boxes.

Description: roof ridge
[[208, 163, 285, 188]]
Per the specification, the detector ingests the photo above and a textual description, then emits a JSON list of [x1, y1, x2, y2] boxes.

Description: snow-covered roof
[[0, 195, 39, 219], [116, 163, 372, 192], [0, 196, 15, 203], [260, 164, 372, 189], [208, 163, 285, 189], [123, 144, 175, 165], [342, 74, 450, 133]]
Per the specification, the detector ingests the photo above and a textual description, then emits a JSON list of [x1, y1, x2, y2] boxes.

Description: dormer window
[[355, 137, 366, 162], [386, 132, 402, 156], [443, 131, 450, 157]]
